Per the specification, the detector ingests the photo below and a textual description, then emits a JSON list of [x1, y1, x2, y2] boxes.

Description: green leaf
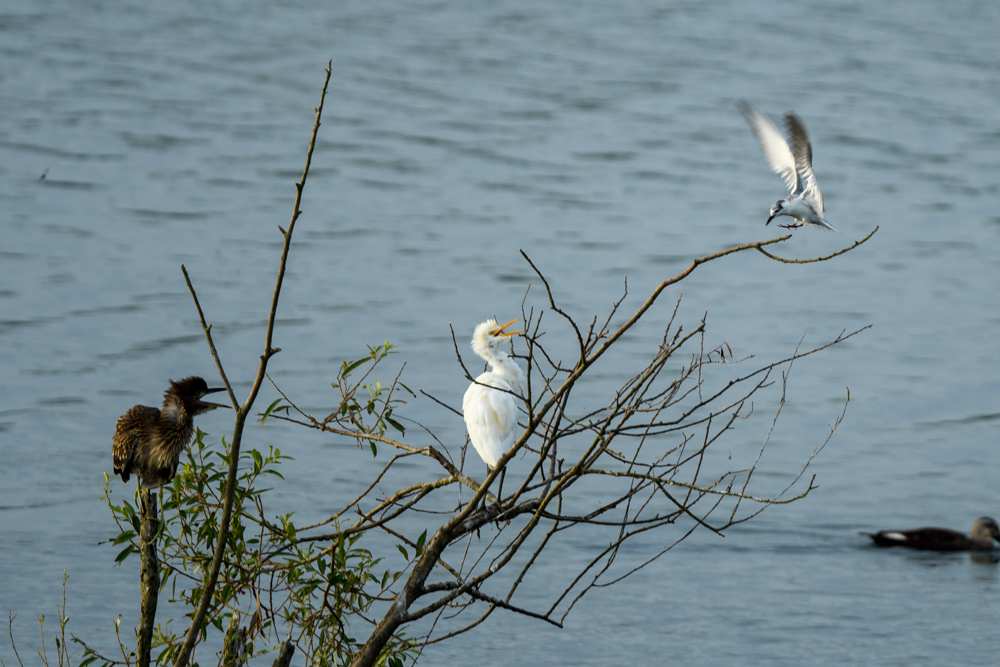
[[386, 416, 405, 434], [113, 530, 136, 545], [396, 545, 408, 560], [342, 357, 368, 377], [260, 399, 287, 425], [115, 545, 136, 563]]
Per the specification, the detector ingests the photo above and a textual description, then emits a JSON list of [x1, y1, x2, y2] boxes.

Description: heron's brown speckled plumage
[[112, 376, 227, 487]]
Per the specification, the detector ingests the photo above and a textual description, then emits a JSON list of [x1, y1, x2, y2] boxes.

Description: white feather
[[737, 99, 799, 193], [462, 319, 524, 470], [737, 100, 838, 233]]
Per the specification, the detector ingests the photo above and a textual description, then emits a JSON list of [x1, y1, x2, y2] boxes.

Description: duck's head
[[971, 517, 1000, 544]]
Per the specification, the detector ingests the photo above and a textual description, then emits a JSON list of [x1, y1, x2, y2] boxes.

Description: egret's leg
[[484, 467, 506, 522], [478, 466, 492, 512], [496, 467, 506, 510], [479, 466, 507, 519]]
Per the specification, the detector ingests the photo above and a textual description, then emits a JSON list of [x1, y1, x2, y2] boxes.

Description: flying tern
[[737, 100, 838, 232]]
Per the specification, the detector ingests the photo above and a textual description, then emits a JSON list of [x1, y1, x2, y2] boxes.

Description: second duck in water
[[863, 516, 1000, 551]]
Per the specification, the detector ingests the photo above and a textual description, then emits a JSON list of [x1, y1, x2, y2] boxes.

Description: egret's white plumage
[[737, 100, 838, 233], [462, 318, 524, 470]]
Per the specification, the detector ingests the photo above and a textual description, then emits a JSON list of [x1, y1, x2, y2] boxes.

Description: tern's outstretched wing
[[785, 113, 822, 212], [737, 100, 798, 194]]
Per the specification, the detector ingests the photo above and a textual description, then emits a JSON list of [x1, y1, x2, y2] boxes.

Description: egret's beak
[[492, 318, 522, 337], [200, 386, 231, 409]]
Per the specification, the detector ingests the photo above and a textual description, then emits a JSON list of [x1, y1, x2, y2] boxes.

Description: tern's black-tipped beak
[[765, 215, 775, 226]]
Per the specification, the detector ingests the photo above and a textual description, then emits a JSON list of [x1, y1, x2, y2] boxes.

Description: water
[[3, 0, 1000, 664]]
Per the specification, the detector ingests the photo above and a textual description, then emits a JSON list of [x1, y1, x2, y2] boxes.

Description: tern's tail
[[817, 218, 841, 234]]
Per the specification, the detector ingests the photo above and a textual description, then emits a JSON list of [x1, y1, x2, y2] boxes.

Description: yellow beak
[[492, 318, 522, 337]]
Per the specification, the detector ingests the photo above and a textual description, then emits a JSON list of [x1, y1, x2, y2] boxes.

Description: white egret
[[462, 318, 525, 508], [737, 99, 839, 232]]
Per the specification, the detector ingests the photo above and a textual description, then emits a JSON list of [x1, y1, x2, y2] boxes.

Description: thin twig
[[756, 225, 878, 263], [172, 61, 333, 667]]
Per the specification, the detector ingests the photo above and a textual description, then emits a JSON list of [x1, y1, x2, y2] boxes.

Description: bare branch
[[757, 225, 879, 263], [172, 61, 333, 667]]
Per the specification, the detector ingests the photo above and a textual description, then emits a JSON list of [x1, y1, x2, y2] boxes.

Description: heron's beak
[[200, 387, 231, 409], [492, 318, 522, 337]]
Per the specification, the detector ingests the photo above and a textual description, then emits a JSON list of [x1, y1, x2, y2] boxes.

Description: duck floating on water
[[863, 516, 1000, 551]]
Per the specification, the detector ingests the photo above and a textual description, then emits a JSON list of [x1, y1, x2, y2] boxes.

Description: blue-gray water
[[3, 0, 1000, 664]]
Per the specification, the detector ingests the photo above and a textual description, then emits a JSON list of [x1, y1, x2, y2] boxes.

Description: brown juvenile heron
[[112, 376, 229, 487]]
